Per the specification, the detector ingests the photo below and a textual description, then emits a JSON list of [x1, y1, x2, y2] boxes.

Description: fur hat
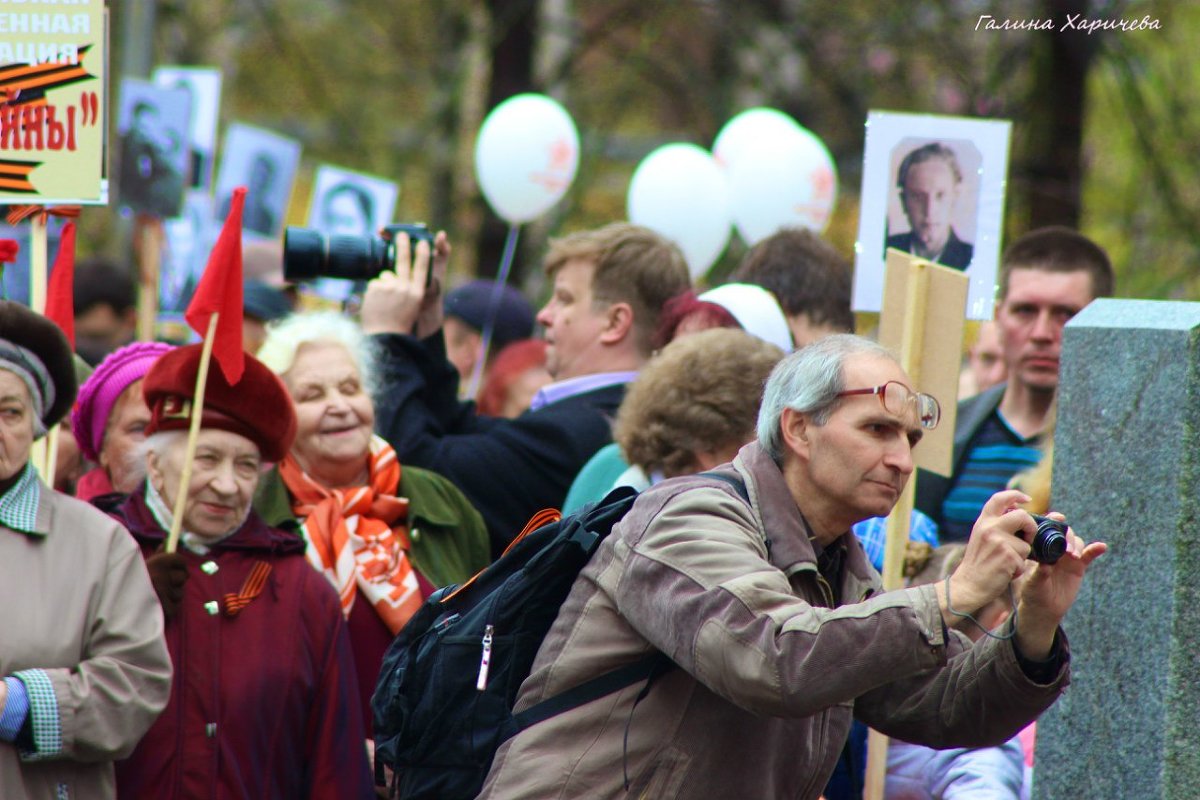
[[0, 301, 77, 432], [143, 344, 297, 462]]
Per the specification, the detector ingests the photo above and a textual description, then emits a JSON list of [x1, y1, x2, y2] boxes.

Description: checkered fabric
[[0, 463, 41, 534], [13, 668, 60, 761]]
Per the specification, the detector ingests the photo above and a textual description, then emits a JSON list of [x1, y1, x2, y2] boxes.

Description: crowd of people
[[0, 215, 1109, 799]]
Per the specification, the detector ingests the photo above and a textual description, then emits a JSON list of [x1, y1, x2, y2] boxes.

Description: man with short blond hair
[[363, 223, 691, 554]]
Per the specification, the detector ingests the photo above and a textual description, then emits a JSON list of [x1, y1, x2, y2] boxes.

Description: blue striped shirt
[[940, 411, 1043, 542]]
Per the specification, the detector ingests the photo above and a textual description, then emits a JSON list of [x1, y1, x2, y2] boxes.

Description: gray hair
[[756, 334, 899, 461], [255, 311, 382, 394], [127, 429, 188, 486]]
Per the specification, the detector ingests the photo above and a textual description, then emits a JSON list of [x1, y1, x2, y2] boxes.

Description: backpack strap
[[699, 470, 749, 503], [509, 652, 670, 735]]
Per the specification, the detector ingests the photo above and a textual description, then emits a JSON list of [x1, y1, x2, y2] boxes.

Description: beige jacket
[[0, 480, 172, 800], [479, 442, 1068, 800]]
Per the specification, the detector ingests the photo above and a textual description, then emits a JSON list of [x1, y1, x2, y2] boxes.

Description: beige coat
[[0, 478, 172, 800], [479, 442, 1069, 800]]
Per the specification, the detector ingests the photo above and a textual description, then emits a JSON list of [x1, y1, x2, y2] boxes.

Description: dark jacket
[[254, 461, 491, 734], [109, 490, 374, 800], [915, 382, 1007, 531], [479, 441, 1068, 799], [371, 331, 626, 555], [885, 230, 974, 271]]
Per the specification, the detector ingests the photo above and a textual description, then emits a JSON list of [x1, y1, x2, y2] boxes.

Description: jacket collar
[[116, 486, 305, 557], [734, 442, 877, 600]]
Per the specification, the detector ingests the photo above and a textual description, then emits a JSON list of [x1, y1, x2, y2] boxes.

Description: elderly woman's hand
[[361, 231, 451, 338]]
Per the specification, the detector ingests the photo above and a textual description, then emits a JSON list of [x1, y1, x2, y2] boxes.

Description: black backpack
[[370, 475, 746, 799]]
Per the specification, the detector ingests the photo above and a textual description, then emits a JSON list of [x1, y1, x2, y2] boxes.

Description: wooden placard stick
[[862, 249, 968, 800], [136, 215, 163, 343]]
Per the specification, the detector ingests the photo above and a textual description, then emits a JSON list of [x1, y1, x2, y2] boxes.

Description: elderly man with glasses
[[478, 334, 1106, 800]]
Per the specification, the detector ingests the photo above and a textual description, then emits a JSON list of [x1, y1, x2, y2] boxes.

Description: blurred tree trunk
[[1021, 0, 1099, 229]]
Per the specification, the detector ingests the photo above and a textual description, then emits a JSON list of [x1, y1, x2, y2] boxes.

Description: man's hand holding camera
[[935, 489, 1106, 660], [361, 230, 451, 337]]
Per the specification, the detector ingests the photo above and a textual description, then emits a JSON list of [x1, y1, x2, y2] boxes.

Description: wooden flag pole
[[28, 216, 51, 482], [136, 217, 163, 343], [164, 312, 219, 554]]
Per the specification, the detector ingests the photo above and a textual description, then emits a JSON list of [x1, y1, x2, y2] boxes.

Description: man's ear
[[779, 407, 811, 458], [599, 302, 634, 345]]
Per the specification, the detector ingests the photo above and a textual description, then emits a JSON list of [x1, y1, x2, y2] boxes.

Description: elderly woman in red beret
[[254, 310, 489, 737], [106, 344, 373, 800], [0, 301, 171, 800]]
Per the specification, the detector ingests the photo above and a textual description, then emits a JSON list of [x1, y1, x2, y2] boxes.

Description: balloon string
[[464, 223, 521, 403]]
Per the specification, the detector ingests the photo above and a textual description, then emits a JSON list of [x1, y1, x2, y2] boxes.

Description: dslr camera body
[[283, 223, 435, 284]]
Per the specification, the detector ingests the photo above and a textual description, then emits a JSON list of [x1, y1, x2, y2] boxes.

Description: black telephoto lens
[[1029, 514, 1068, 564], [282, 226, 392, 282]]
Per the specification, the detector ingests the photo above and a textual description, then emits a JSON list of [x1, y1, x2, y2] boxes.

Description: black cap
[[443, 279, 535, 351]]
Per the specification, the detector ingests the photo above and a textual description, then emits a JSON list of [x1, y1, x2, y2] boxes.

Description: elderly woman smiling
[[255, 311, 489, 730]]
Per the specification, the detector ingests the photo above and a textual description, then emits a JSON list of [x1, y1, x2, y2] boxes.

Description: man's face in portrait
[[900, 157, 960, 256]]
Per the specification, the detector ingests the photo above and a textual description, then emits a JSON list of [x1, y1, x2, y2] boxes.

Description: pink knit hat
[[71, 341, 173, 462]]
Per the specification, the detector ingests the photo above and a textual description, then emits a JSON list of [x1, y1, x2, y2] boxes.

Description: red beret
[[143, 344, 296, 462]]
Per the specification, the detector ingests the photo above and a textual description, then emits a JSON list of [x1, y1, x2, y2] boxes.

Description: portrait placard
[[0, 0, 108, 204], [116, 78, 191, 218], [213, 122, 301, 239], [302, 164, 401, 302], [153, 66, 222, 192], [854, 111, 1011, 320], [305, 164, 399, 236]]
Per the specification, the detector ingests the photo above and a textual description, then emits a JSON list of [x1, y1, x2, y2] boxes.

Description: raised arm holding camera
[[357, 223, 691, 556]]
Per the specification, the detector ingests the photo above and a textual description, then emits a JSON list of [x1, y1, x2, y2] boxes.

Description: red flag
[[45, 221, 76, 348], [186, 186, 245, 384]]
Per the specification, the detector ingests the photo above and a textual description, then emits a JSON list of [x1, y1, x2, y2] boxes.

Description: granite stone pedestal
[[1034, 299, 1200, 799]]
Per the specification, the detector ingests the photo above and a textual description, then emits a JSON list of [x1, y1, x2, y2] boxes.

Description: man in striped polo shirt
[[916, 227, 1115, 542]]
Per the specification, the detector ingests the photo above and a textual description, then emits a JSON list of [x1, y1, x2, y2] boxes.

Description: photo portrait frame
[[302, 164, 401, 303], [116, 78, 193, 219], [854, 111, 1012, 320], [213, 122, 302, 239], [153, 66, 223, 192]]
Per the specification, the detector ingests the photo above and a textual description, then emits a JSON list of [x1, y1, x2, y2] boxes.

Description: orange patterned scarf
[[279, 435, 423, 634]]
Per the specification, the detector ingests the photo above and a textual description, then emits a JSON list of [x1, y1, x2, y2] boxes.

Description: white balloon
[[712, 107, 805, 171], [627, 143, 731, 279], [728, 127, 838, 243], [475, 94, 580, 224]]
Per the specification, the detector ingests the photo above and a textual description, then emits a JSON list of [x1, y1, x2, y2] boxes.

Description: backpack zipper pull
[[476, 624, 494, 691]]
